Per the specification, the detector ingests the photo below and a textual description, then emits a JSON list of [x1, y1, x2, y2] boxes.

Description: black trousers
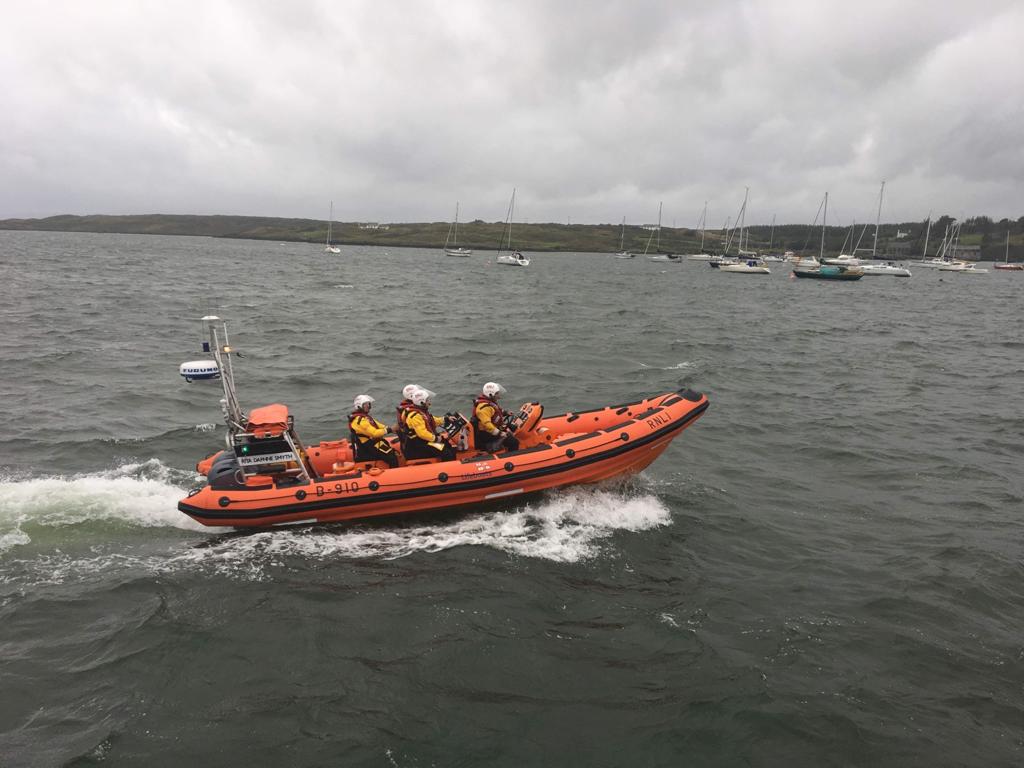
[[354, 437, 399, 468], [474, 430, 520, 453], [404, 437, 455, 461]]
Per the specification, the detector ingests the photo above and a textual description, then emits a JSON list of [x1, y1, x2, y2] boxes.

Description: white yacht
[[720, 259, 770, 274], [860, 262, 911, 277], [938, 261, 987, 273], [497, 251, 530, 267]]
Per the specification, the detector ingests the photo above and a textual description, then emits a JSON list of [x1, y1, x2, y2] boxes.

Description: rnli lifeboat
[[178, 388, 709, 528]]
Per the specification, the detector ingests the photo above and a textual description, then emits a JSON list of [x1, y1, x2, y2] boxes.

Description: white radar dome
[[180, 360, 220, 382]]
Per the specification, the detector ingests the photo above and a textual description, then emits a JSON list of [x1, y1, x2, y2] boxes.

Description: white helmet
[[411, 388, 435, 407], [402, 383, 421, 400], [353, 394, 375, 411], [482, 382, 506, 399]]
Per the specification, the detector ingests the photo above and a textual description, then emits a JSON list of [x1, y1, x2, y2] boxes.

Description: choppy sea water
[[1, 231, 1022, 767]]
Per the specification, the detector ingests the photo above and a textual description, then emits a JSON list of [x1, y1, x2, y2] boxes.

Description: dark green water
[[1, 232, 1022, 766]]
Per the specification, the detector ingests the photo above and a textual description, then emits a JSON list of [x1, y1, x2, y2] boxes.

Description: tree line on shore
[[2, 212, 1022, 261]]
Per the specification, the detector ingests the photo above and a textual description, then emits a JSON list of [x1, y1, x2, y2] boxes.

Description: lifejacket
[[403, 403, 438, 442], [395, 399, 412, 436], [348, 410, 385, 444], [471, 395, 507, 436]]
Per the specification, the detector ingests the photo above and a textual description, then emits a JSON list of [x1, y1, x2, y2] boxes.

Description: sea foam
[[0, 460, 207, 552], [1, 461, 671, 581], [175, 486, 672, 577]]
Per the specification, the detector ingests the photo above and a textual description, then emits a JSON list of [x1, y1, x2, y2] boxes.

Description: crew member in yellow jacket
[[401, 388, 455, 461], [472, 381, 519, 452], [348, 395, 399, 467]]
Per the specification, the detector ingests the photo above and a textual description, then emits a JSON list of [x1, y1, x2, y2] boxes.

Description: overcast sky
[[2, 0, 1022, 226]]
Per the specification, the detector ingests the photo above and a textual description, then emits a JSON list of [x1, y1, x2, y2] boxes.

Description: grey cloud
[[1, 0, 1021, 225]]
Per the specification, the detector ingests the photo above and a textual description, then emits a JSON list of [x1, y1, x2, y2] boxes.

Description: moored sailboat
[[324, 201, 341, 254], [792, 192, 863, 280], [686, 202, 712, 260], [717, 188, 769, 274], [647, 202, 680, 261], [614, 216, 633, 258], [994, 230, 1023, 271], [443, 201, 472, 257], [496, 189, 530, 267]]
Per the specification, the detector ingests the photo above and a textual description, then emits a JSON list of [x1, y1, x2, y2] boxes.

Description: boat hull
[[793, 268, 863, 280], [496, 254, 530, 266], [860, 265, 911, 277], [719, 263, 770, 274], [179, 389, 709, 527]]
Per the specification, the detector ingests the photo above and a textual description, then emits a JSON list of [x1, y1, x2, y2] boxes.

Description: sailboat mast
[[700, 201, 707, 252], [820, 192, 828, 261], [454, 201, 459, 246], [506, 188, 516, 251], [739, 188, 749, 253], [1006, 229, 1010, 263], [326, 200, 333, 246], [922, 212, 932, 259], [872, 180, 885, 258], [656, 202, 662, 251], [768, 213, 775, 251]]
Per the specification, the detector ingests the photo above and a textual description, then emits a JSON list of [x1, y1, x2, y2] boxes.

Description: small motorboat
[[176, 319, 709, 528], [613, 251, 635, 259], [993, 262, 1024, 271], [648, 253, 681, 263], [445, 247, 473, 257]]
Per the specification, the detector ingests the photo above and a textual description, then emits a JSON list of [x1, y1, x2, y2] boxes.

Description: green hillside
[[3, 212, 1023, 261]]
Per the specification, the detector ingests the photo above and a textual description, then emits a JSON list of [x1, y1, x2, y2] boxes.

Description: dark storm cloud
[[1, 0, 1021, 225]]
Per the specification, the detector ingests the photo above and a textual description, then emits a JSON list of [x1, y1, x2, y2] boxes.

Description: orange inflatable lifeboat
[[178, 388, 709, 528]]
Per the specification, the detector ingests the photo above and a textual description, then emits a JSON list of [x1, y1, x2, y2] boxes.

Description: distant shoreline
[[1, 212, 1021, 260]]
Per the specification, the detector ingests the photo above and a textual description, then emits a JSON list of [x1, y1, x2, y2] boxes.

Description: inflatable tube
[[178, 388, 709, 528]]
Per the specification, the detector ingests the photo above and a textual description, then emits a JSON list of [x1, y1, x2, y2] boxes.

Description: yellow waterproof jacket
[[349, 412, 388, 443], [474, 401, 502, 436], [405, 409, 439, 442]]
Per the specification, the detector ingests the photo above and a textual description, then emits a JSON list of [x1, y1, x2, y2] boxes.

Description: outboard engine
[[208, 452, 246, 490]]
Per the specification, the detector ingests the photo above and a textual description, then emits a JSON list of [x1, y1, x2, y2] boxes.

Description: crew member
[[394, 383, 420, 445], [472, 381, 519, 452], [403, 388, 455, 461], [348, 395, 399, 468]]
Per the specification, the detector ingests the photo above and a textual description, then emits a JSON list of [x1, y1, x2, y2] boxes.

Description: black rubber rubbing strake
[[554, 432, 599, 446]]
